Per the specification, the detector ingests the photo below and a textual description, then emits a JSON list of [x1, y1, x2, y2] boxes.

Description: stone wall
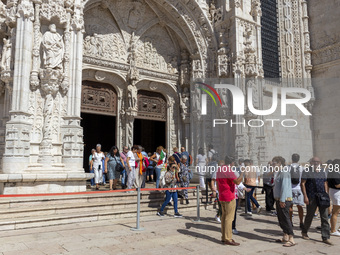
[[262, 86, 313, 164], [308, 0, 340, 161]]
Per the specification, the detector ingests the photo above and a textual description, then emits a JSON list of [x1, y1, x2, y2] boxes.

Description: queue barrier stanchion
[[131, 187, 144, 231], [194, 185, 201, 222]]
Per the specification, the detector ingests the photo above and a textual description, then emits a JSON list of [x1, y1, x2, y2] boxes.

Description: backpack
[[290, 164, 301, 185], [210, 149, 219, 162]]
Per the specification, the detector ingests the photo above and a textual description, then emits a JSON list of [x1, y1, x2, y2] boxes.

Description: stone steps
[[0, 189, 201, 231], [0, 188, 266, 231]]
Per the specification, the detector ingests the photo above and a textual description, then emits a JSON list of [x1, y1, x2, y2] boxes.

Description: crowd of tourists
[[88, 144, 193, 216], [89, 144, 340, 247], [211, 153, 340, 247]]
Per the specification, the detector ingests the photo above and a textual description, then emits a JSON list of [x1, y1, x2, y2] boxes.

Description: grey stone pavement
[[0, 207, 338, 255]]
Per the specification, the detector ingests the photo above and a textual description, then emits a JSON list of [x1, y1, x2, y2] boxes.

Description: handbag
[[315, 192, 330, 208], [312, 177, 330, 208], [113, 156, 125, 172]]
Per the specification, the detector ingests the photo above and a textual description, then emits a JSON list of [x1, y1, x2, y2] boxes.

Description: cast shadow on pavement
[[177, 229, 222, 245], [185, 222, 220, 232]]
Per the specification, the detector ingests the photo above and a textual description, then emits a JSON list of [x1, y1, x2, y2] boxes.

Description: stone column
[[2, 0, 34, 174], [61, 0, 84, 171]]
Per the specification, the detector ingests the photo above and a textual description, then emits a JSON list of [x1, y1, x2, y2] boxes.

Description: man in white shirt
[[126, 146, 137, 191]]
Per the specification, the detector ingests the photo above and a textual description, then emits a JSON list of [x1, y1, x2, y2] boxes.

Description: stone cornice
[[82, 56, 179, 82]]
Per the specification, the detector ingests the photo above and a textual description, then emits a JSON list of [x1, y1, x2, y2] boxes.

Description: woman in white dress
[[196, 147, 208, 189], [91, 144, 105, 190]]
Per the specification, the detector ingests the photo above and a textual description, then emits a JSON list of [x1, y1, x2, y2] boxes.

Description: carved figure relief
[[42, 24, 64, 70], [1, 39, 12, 72], [179, 87, 190, 121], [127, 84, 138, 111]]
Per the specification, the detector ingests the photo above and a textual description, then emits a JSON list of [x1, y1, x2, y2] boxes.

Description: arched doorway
[[134, 90, 166, 154], [81, 81, 117, 171]]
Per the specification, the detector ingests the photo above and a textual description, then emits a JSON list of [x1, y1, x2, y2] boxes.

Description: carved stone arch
[[82, 69, 126, 99], [135, 79, 178, 103]]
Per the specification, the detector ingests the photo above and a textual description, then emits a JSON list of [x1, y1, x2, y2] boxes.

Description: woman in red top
[[216, 156, 244, 246]]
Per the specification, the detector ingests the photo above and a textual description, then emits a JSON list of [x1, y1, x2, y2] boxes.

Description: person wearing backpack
[[289, 153, 305, 229]]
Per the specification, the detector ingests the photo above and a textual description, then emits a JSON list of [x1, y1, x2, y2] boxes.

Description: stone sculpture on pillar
[[42, 24, 64, 70], [38, 23, 65, 164]]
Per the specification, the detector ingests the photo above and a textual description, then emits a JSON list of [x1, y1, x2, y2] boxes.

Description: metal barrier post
[[194, 185, 201, 222], [131, 187, 144, 231], [240, 190, 249, 216]]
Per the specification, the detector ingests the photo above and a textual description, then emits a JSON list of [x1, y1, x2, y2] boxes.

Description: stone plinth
[[0, 173, 93, 194]]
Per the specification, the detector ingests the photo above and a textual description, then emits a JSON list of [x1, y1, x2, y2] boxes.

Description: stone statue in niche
[[42, 24, 64, 70], [247, 79, 259, 107], [179, 87, 190, 120], [127, 84, 138, 111], [94, 34, 104, 56], [168, 56, 178, 74], [1, 38, 12, 71]]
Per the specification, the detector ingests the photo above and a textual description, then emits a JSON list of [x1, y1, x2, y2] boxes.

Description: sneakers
[[330, 231, 340, 237], [246, 211, 253, 216], [232, 229, 239, 235], [301, 232, 310, 240], [215, 215, 221, 223], [174, 212, 183, 218], [167, 202, 173, 206], [323, 239, 333, 245], [256, 206, 262, 214], [186, 199, 189, 205], [157, 211, 165, 217]]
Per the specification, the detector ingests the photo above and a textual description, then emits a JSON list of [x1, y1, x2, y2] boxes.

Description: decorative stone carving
[[1, 39, 12, 72], [179, 87, 190, 121], [243, 25, 258, 77], [42, 24, 64, 70], [247, 79, 259, 108], [127, 84, 138, 111], [0, 1, 7, 31], [17, 0, 34, 20], [180, 50, 190, 86], [40, 0, 67, 25], [137, 90, 167, 121], [5, 0, 18, 27], [192, 59, 204, 79], [38, 68, 64, 164], [94, 71, 106, 81], [218, 32, 230, 78], [81, 81, 117, 116], [251, 0, 262, 20]]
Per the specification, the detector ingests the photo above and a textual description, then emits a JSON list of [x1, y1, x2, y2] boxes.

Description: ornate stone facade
[[0, 0, 329, 194]]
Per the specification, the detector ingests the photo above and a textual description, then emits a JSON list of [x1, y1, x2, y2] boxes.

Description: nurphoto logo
[[193, 79, 313, 128]]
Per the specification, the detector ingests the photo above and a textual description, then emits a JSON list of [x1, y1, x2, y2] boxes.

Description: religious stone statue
[[127, 84, 138, 111], [42, 24, 64, 69], [1, 38, 12, 71], [179, 87, 190, 121]]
